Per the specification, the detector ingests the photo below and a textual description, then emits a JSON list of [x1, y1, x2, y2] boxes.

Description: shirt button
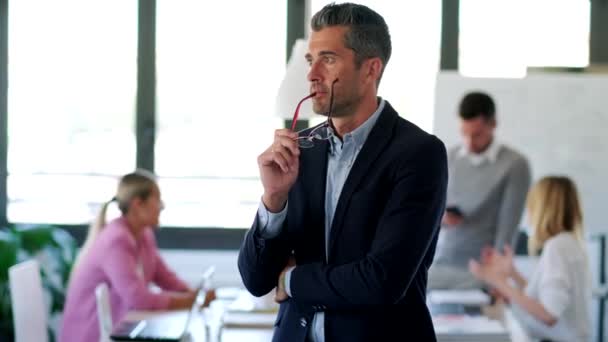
[[300, 318, 307, 327]]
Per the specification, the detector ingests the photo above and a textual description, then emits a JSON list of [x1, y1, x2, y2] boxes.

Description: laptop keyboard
[[136, 316, 187, 339]]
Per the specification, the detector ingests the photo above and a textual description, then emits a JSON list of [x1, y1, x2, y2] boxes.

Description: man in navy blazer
[[238, 3, 448, 341]]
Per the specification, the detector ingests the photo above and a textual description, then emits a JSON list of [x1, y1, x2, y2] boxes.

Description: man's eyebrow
[[305, 51, 339, 60], [318, 50, 338, 56]]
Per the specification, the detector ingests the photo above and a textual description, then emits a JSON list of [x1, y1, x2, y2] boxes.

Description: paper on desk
[[428, 289, 490, 305], [221, 312, 277, 329], [434, 316, 510, 342], [433, 315, 506, 334], [227, 290, 278, 313]]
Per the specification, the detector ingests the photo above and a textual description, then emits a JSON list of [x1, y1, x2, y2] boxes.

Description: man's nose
[[463, 137, 473, 149], [307, 60, 322, 83]]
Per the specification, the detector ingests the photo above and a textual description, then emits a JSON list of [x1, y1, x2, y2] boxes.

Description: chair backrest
[[9, 259, 49, 342], [95, 282, 113, 342]]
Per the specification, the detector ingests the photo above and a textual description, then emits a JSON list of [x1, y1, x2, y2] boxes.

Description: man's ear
[[363, 57, 383, 85], [488, 117, 497, 129]]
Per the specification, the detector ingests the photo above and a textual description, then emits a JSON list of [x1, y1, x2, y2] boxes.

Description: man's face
[[306, 26, 366, 118], [459, 116, 496, 154]]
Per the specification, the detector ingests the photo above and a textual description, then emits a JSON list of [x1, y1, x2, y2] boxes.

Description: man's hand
[[259, 129, 300, 212], [274, 256, 296, 303], [442, 211, 464, 226]]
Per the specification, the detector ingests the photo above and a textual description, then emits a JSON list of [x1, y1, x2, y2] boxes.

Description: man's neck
[[331, 95, 379, 138], [473, 138, 494, 155]]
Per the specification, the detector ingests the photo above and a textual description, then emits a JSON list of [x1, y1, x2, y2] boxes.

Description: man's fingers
[[275, 128, 299, 140], [273, 134, 300, 157], [260, 142, 299, 173], [274, 287, 287, 303], [269, 149, 291, 172]]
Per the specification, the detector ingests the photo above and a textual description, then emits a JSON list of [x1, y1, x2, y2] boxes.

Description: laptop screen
[[182, 266, 216, 330], [110, 265, 216, 341]]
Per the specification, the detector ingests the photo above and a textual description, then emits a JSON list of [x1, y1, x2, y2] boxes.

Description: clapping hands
[[468, 245, 515, 287]]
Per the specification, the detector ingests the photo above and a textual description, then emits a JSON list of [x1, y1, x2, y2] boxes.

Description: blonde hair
[[527, 176, 584, 255], [72, 169, 158, 274]]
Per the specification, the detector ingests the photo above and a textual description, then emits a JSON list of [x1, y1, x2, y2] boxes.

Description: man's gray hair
[[311, 2, 392, 82]]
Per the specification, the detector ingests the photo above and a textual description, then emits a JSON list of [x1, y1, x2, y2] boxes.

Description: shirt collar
[[457, 138, 501, 165], [328, 98, 386, 153]]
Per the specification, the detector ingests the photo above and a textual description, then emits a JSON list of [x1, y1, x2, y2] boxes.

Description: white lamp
[[275, 39, 313, 120]]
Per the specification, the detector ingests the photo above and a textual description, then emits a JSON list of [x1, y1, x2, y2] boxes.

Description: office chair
[[95, 282, 113, 342], [9, 259, 49, 342]]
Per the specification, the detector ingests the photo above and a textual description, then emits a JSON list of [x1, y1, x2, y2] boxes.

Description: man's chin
[[312, 106, 329, 116]]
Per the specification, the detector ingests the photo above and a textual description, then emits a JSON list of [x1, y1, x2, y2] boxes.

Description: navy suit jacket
[[238, 101, 448, 342]]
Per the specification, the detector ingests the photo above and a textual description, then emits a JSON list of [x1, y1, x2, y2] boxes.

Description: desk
[[123, 310, 273, 342], [429, 289, 511, 342], [124, 290, 509, 342], [123, 300, 274, 342], [432, 304, 511, 342]]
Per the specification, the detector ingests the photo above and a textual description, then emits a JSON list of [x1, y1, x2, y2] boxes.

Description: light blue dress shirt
[[257, 99, 385, 342]]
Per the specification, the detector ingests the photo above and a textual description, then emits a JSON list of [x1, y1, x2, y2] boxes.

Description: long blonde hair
[[72, 169, 158, 274], [527, 176, 584, 255]]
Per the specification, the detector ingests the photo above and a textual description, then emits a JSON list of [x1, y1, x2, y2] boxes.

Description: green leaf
[[0, 230, 18, 282], [0, 225, 77, 340], [14, 225, 56, 254]]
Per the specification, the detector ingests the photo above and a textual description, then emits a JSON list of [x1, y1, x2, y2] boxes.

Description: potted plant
[[0, 225, 77, 341], [0, 229, 18, 341]]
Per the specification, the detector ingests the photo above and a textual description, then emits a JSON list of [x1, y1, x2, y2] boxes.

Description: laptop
[[110, 266, 215, 342]]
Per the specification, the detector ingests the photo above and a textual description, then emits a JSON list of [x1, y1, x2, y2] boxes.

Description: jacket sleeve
[[289, 136, 448, 309], [237, 214, 293, 297]]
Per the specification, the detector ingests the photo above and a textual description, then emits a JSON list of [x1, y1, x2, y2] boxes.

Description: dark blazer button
[[300, 318, 307, 327]]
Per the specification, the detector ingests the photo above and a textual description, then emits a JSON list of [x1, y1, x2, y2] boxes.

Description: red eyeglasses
[[292, 79, 338, 149]]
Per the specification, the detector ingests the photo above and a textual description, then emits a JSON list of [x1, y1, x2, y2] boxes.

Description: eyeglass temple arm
[[290, 93, 317, 131], [326, 78, 339, 129]]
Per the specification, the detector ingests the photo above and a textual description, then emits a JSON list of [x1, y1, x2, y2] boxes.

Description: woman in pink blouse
[[60, 170, 212, 342]]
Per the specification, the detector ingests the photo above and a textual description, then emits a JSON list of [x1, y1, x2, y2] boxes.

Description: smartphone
[[446, 206, 463, 217]]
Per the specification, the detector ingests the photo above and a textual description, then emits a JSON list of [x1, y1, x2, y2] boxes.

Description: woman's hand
[[480, 245, 515, 279], [201, 289, 217, 308], [469, 246, 514, 287]]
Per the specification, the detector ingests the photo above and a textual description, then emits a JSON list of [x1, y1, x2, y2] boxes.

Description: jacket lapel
[[327, 104, 398, 259], [300, 138, 330, 260]]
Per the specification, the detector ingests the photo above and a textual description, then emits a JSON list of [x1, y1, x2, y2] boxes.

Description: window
[[7, 1, 137, 224], [155, 1, 286, 227], [459, 0, 590, 77], [308, 1, 442, 132]]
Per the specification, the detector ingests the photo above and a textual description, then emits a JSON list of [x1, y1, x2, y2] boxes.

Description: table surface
[[124, 298, 274, 342], [123, 291, 511, 342]]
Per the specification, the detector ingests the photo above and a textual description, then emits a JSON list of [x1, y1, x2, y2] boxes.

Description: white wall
[[433, 71, 608, 234], [160, 249, 243, 288]]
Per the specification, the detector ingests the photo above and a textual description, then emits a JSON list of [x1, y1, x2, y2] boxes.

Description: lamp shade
[[275, 39, 313, 119]]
